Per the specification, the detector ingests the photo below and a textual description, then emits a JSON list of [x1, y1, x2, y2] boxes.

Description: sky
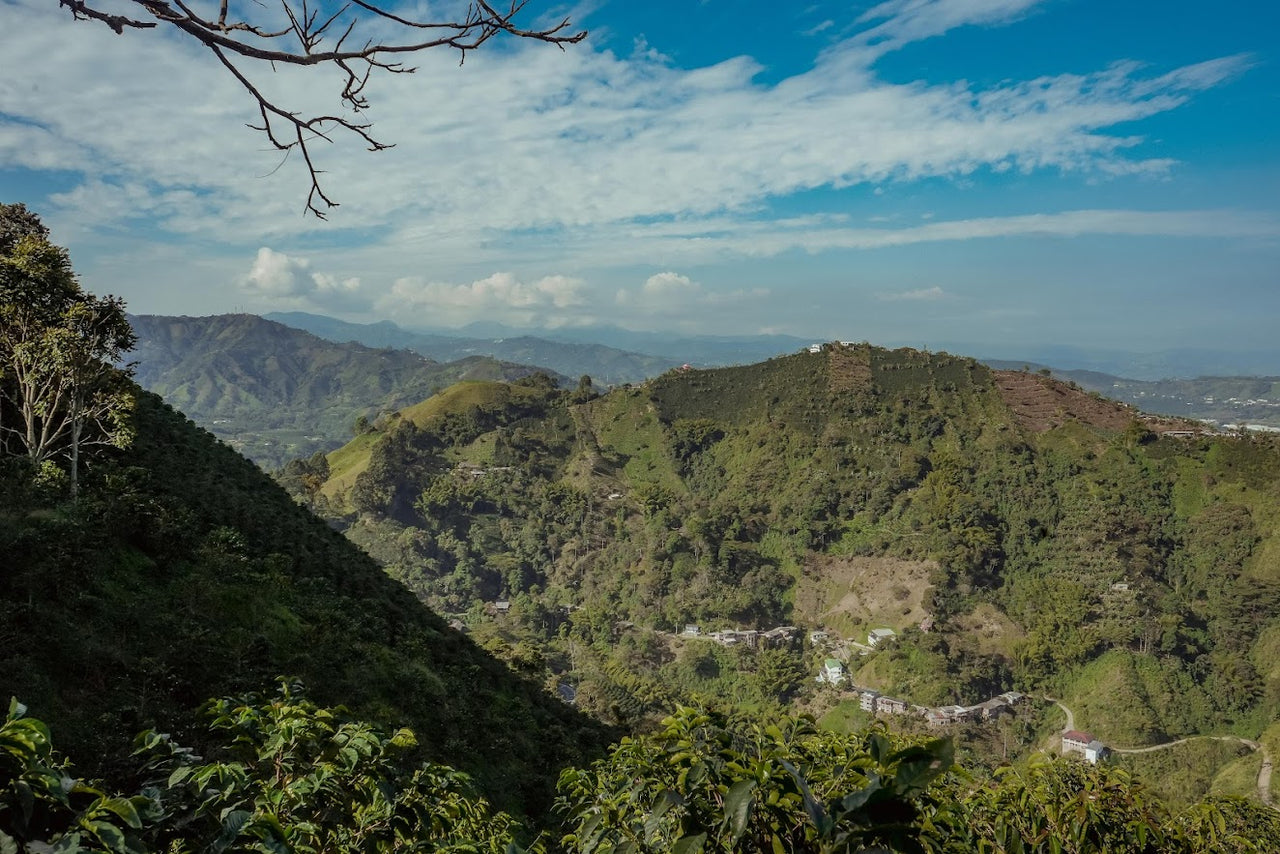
[[1, 0, 1278, 358]]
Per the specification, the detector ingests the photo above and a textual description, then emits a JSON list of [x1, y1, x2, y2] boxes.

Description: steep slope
[[129, 313, 555, 467], [0, 390, 613, 814]]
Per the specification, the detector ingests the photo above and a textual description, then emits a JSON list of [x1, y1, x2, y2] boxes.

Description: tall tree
[[0, 205, 136, 496]]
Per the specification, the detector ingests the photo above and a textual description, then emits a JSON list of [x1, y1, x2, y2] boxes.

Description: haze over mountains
[[268, 311, 1280, 383], [128, 314, 561, 467], [125, 312, 1280, 470]]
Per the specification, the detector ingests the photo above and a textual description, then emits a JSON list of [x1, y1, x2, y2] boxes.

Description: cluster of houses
[[680, 624, 801, 649], [920, 692, 1028, 726], [818, 656, 1030, 727]]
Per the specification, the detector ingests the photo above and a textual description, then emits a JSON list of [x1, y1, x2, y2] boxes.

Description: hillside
[[129, 313, 556, 467], [0, 389, 613, 814], [985, 359, 1280, 429], [284, 342, 1280, 780]]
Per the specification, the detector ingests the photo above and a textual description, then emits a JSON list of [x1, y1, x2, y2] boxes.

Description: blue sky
[[1, 0, 1277, 359]]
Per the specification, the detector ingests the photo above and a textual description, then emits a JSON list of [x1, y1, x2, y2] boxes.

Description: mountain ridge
[[128, 313, 560, 467]]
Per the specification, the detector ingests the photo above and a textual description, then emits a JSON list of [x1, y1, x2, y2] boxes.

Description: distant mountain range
[[263, 311, 683, 385], [969, 344, 1280, 382], [129, 314, 557, 468], [270, 311, 1280, 382], [126, 313, 1280, 473]]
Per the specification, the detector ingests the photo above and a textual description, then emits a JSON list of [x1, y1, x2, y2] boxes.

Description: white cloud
[[0, 0, 1253, 251], [378, 272, 591, 327], [1, 0, 1270, 344], [615, 272, 769, 328], [879, 286, 948, 301], [852, 0, 1044, 58], [642, 272, 698, 299], [240, 248, 364, 311]]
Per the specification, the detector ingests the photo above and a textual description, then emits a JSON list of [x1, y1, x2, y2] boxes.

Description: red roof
[[1063, 730, 1094, 743]]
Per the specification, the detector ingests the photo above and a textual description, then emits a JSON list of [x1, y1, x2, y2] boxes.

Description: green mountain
[[264, 310, 680, 385], [296, 344, 1279, 788], [128, 313, 558, 468], [0, 389, 613, 814]]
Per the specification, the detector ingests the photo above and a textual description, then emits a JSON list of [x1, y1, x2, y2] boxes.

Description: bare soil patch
[[993, 371, 1203, 434], [794, 555, 935, 636]]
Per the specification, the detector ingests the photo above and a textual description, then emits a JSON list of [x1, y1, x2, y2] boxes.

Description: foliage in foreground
[[556, 707, 1280, 854], [5, 692, 1279, 854], [0, 686, 522, 854]]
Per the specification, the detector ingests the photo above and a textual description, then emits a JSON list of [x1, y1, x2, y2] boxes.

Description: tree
[[754, 647, 807, 702], [0, 205, 136, 497], [55, 0, 587, 217]]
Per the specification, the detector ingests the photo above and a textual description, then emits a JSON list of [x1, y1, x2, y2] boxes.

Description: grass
[[585, 389, 685, 494], [321, 381, 542, 504], [321, 432, 380, 501], [818, 698, 874, 734], [1115, 738, 1254, 810], [1210, 750, 1264, 802], [1063, 651, 1165, 747], [1251, 623, 1280, 683]]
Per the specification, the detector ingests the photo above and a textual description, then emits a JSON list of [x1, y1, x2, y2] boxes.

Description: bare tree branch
[[57, 0, 587, 217]]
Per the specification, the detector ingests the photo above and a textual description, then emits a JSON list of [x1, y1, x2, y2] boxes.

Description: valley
[[6, 285, 1280, 849]]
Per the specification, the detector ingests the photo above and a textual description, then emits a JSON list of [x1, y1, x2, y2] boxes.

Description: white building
[[867, 628, 897, 647]]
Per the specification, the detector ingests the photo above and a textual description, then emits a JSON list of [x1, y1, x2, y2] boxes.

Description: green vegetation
[[1, 203, 135, 497], [6, 209, 1280, 849], [0, 389, 612, 813], [1, 689, 523, 854], [129, 313, 556, 469], [292, 345, 1280, 781], [10, 698, 1277, 854]]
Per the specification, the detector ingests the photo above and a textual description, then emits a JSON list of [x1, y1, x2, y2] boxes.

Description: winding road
[[1042, 696, 1274, 809]]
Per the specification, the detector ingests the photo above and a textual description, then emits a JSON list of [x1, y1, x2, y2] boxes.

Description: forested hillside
[[129, 313, 557, 468], [295, 344, 1280, 789], [0, 390, 613, 814]]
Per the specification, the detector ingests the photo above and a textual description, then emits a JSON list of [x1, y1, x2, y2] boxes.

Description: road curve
[[1040, 697, 1275, 811], [1042, 695, 1075, 733]]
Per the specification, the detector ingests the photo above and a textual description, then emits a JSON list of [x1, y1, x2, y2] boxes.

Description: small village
[[682, 620, 1112, 762]]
